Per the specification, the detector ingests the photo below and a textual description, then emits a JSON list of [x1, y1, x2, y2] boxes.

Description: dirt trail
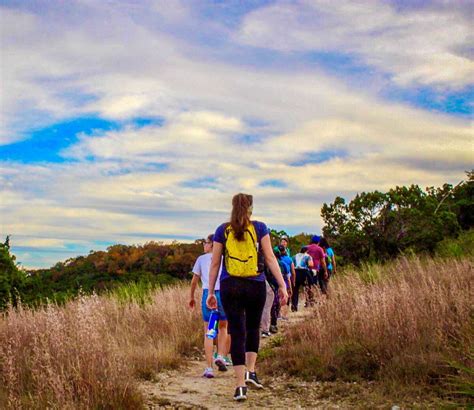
[[140, 308, 353, 409]]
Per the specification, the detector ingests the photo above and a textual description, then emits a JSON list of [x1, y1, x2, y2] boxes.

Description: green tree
[[321, 182, 463, 265], [0, 236, 27, 309]]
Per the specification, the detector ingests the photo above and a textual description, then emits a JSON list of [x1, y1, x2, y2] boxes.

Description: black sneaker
[[269, 325, 278, 334], [245, 371, 264, 389], [214, 356, 228, 372], [233, 386, 247, 401]]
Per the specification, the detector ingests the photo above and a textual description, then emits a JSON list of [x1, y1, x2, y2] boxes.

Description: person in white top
[[189, 234, 230, 378]]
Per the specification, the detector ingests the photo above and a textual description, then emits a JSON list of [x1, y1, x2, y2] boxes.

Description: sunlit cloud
[[0, 1, 471, 268]]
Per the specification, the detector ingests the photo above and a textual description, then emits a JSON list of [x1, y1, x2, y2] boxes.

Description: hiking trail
[[140, 308, 351, 409]]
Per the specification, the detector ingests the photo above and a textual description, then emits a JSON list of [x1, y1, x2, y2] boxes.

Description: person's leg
[[245, 351, 258, 372], [217, 320, 229, 357], [220, 278, 246, 388], [201, 289, 214, 374], [203, 322, 214, 368], [260, 280, 274, 333], [244, 280, 266, 368], [215, 291, 230, 362], [317, 269, 328, 296], [292, 269, 305, 311], [270, 286, 279, 328]]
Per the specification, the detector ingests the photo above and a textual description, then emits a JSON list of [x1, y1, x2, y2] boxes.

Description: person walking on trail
[[265, 255, 280, 335], [319, 237, 337, 277], [280, 235, 291, 257], [291, 246, 314, 311], [307, 235, 329, 296], [189, 234, 230, 378], [206, 193, 288, 402], [277, 245, 294, 320]]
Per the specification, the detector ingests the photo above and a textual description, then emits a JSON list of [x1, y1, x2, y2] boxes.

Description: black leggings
[[291, 268, 312, 311], [220, 277, 267, 366]]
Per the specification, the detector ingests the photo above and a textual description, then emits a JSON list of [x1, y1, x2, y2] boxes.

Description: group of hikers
[[188, 193, 337, 402]]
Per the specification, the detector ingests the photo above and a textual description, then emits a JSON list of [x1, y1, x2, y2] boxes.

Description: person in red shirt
[[306, 235, 329, 296]]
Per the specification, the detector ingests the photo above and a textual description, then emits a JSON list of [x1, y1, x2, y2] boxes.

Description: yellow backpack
[[224, 223, 260, 277]]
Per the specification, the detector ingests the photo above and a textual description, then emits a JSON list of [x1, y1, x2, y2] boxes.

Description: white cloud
[[235, 0, 474, 88], [1, 1, 472, 268]]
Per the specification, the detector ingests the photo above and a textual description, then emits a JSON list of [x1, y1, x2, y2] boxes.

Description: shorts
[[202, 289, 227, 322]]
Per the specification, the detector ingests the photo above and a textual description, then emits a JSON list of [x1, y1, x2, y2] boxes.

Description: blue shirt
[[326, 247, 335, 271], [214, 220, 268, 282], [280, 255, 293, 277]]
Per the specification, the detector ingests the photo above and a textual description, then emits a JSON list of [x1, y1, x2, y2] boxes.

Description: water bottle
[[206, 310, 220, 339]]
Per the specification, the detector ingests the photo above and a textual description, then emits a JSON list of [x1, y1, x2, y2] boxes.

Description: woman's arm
[[261, 234, 288, 304], [290, 262, 296, 288], [189, 274, 200, 309], [206, 242, 223, 309]]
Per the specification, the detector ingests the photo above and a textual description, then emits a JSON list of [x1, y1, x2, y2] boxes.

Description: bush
[[262, 256, 473, 403], [436, 229, 474, 258]]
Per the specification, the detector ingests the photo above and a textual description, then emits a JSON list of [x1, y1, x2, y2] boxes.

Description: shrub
[[436, 229, 474, 258], [0, 285, 201, 409]]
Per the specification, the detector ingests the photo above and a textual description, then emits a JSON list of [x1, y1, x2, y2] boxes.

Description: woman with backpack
[[206, 193, 288, 402]]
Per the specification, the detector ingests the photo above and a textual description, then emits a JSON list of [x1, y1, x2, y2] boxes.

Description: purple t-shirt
[[306, 244, 325, 270], [214, 220, 268, 282]]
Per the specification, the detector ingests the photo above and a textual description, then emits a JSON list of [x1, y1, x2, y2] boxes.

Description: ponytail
[[230, 193, 253, 241]]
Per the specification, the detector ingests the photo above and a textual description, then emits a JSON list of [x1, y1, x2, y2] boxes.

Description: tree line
[[0, 172, 472, 309], [322, 171, 473, 265]]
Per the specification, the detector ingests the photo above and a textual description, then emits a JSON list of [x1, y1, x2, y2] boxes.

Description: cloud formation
[[0, 1, 472, 268], [236, 0, 474, 88]]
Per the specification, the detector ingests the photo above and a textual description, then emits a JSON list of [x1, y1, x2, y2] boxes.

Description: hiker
[[319, 237, 336, 277], [265, 255, 280, 334], [280, 235, 291, 257], [277, 245, 294, 320], [291, 246, 314, 311], [206, 193, 288, 402], [189, 234, 230, 378], [306, 235, 329, 296]]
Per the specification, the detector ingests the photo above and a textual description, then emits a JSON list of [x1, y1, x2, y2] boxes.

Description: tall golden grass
[[262, 256, 473, 401], [0, 285, 201, 409]]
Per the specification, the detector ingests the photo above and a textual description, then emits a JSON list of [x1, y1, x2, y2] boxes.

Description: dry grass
[[262, 256, 473, 402], [0, 285, 201, 409]]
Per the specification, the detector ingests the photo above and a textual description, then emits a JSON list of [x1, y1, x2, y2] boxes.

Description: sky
[[1, 0, 473, 269]]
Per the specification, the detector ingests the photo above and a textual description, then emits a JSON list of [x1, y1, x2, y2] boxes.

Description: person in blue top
[[277, 245, 295, 320], [319, 237, 337, 277], [207, 193, 288, 402]]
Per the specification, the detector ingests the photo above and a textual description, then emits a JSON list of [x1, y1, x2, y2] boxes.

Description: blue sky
[[1, 0, 473, 268]]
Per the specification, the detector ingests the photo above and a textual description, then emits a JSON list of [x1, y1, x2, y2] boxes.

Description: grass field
[[1, 255, 472, 408], [0, 285, 202, 409], [261, 255, 473, 405]]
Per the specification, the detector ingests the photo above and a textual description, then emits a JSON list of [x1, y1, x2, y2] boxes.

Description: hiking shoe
[[214, 355, 228, 372], [202, 367, 214, 378], [245, 371, 264, 389], [224, 356, 233, 366], [233, 386, 247, 401], [269, 325, 278, 333], [261, 331, 271, 338]]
